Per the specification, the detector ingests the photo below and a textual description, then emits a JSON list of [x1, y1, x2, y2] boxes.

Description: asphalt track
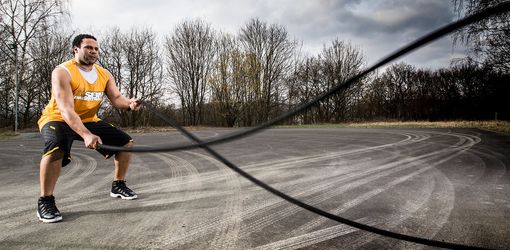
[[0, 127, 509, 249]]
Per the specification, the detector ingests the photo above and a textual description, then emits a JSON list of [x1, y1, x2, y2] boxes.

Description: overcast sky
[[69, 0, 468, 69]]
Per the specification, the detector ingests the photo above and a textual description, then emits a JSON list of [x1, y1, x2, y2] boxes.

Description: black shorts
[[40, 121, 133, 167]]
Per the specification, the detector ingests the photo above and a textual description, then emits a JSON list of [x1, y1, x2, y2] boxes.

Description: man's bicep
[[52, 68, 74, 111], [105, 71, 122, 101]]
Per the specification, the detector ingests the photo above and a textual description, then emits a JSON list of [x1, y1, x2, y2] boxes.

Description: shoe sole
[[37, 211, 62, 223], [110, 192, 138, 200]]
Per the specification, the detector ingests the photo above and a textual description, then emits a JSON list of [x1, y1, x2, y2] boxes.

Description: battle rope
[[99, 2, 510, 249], [101, 1, 510, 154]]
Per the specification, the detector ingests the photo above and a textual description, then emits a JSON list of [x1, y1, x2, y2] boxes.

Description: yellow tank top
[[38, 59, 109, 130]]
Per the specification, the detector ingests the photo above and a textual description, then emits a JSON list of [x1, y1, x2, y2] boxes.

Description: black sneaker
[[110, 180, 138, 200], [37, 195, 62, 223]]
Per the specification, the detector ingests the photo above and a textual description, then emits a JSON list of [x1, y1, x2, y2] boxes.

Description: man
[[36, 34, 141, 223]]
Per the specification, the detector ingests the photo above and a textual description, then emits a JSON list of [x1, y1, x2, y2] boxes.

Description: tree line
[[1, 0, 508, 130]]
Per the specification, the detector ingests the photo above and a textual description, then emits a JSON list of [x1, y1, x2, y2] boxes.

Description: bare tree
[[99, 27, 165, 127], [97, 28, 127, 124], [428, 68, 461, 120], [239, 18, 296, 124], [361, 73, 391, 120], [379, 63, 416, 120], [453, 0, 510, 73], [98, 27, 124, 91], [0, 29, 13, 127], [319, 39, 365, 122], [209, 34, 251, 127], [288, 56, 323, 124], [122, 28, 164, 127], [0, 0, 68, 129], [165, 19, 216, 126], [28, 24, 71, 124]]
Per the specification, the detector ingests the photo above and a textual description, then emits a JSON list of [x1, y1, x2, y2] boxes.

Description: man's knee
[[124, 141, 133, 148], [114, 141, 133, 159], [42, 149, 64, 164]]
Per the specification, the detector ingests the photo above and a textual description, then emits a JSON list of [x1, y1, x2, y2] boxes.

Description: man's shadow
[[62, 194, 187, 222]]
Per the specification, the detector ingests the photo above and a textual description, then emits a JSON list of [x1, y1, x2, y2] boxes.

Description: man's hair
[[72, 34, 97, 48]]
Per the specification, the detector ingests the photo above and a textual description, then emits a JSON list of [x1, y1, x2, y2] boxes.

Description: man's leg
[[110, 141, 137, 200], [38, 150, 64, 223], [40, 150, 63, 196], [85, 121, 137, 199], [113, 141, 132, 181]]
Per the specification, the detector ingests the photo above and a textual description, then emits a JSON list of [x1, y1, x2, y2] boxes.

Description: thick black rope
[[101, 1, 510, 154], [98, 3, 510, 249]]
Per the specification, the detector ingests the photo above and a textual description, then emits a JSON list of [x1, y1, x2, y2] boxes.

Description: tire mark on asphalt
[[111, 152, 182, 247], [147, 150, 243, 250], [151, 151, 396, 248], [252, 172, 437, 250], [0, 128, 490, 249], [187, 151, 243, 250], [0, 152, 155, 247], [239, 159, 425, 239], [250, 218, 376, 250], [0, 151, 144, 228], [287, 159, 438, 237], [241, 131, 477, 241], [288, 131, 470, 237], [380, 169, 456, 250], [150, 133, 417, 248], [140, 152, 201, 204], [59, 154, 82, 179], [257, 131, 474, 249], [125, 152, 202, 249], [0, 152, 97, 219], [124, 131, 414, 194], [130, 134, 402, 198], [0, 131, 432, 224], [59, 152, 97, 190], [344, 168, 455, 249]]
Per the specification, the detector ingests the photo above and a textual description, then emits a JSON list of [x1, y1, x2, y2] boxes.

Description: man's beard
[[79, 55, 97, 66]]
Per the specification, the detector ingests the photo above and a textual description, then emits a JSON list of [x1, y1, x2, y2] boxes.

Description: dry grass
[[122, 126, 216, 134], [122, 121, 510, 135], [0, 127, 38, 140], [349, 120, 510, 133], [277, 120, 510, 135], [2, 120, 509, 139], [122, 126, 177, 134], [0, 132, 17, 140]]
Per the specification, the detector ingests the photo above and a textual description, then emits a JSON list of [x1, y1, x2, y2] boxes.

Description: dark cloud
[[350, 0, 454, 34], [71, 0, 466, 68], [270, 0, 463, 68]]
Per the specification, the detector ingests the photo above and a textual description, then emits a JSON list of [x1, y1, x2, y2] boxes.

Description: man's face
[[74, 38, 99, 66]]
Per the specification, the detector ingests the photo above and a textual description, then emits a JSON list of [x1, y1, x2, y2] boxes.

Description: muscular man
[[37, 34, 141, 223]]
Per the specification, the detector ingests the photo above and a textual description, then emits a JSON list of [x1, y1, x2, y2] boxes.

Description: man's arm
[[52, 67, 102, 148], [104, 70, 141, 111]]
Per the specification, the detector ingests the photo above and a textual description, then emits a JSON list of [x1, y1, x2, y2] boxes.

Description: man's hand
[[128, 98, 142, 111], [83, 133, 102, 149]]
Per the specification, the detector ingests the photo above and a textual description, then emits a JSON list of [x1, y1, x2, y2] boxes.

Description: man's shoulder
[[59, 59, 75, 68], [94, 64, 110, 78], [51, 66, 72, 83], [54, 61, 72, 77], [93, 63, 108, 72]]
